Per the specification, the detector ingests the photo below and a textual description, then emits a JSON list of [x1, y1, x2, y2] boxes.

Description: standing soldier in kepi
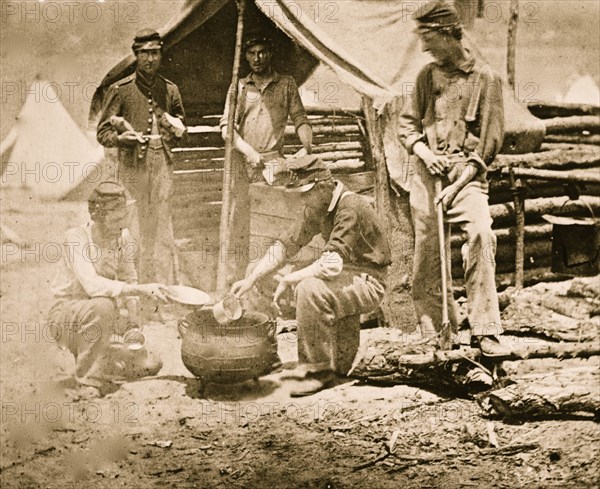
[[97, 29, 186, 289], [220, 35, 313, 286], [397, 0, 510, 357]]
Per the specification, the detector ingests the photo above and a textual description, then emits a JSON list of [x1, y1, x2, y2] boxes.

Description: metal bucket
[[543, 199, 599, 276]]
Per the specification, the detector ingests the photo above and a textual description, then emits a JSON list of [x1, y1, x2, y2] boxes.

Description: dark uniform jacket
[[278, 184, 391, 283], [96, 72, 185, 167]]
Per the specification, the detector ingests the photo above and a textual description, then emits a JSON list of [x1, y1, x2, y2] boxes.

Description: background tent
[[2, 81, 108, 201]]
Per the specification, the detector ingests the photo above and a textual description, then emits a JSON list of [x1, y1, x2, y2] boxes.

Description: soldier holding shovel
[[397, 0, 510, 358]]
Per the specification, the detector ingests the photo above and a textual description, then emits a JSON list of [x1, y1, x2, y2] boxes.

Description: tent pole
[[507, 0, 519, 93], [217, 0, 246, 296]]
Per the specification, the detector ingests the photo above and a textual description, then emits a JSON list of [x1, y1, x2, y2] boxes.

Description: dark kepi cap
[[285, 155, 332, 193], [88, 181, 129, 217], [244, 35, 272, 52], [414, 0, 461, 32], [132, 28, 163, 52]]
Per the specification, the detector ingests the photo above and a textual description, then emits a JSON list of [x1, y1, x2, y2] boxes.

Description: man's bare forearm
[[297, 124, 313, 154], [247, 241, 287, 284]]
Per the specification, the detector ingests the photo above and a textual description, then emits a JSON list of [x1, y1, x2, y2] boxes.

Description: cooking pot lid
[[165, 285, 211, 306]]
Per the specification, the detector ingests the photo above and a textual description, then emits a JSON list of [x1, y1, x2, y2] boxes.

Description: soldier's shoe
[[476, 336, 512, 358], [290, 370, 336, 397]]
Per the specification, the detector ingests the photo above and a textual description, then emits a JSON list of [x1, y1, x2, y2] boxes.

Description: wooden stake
[[507, 0, 519, 92], [509, 168, 525, 289], [217, 0, 246, 295]]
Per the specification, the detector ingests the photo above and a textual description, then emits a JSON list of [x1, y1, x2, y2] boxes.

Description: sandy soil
[[1, 187, 599, 488]]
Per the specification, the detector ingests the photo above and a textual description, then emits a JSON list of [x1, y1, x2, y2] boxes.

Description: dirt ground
[[1, 187, 599, 488]]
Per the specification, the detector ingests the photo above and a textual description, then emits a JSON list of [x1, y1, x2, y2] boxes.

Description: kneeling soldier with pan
[[48, 181, 165, 392], [230, 156, 391, 397]]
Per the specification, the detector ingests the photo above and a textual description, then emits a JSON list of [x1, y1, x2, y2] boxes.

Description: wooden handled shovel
[[434, 179, 452, 350]]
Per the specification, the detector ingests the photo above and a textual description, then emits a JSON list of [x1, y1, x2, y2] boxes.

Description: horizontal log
[[499, 167, 600, 184], [350, 339, 599, 378], [285, 125, 359, 137], [500, 289, 599, 341], [306, 116, 362, 126], [545, 134, 600, 145], [568, 276, 600, 300], [528, 101, 600, 119], [544, 116, 600, 134], [304, 107, 363, 117], [326, 159, 365, 173], [173, 157, 224, 173], [172, 189, 223, 205], [482, 367, 600, 418], [493, 144, 600, 171], [450, 223, 552, 246], [451, 238, 551, 266], [285, 141, 362, 153], [489, 180, 600, 205], [488, 195, 600, 225], [451, 268, 574, 293], [315, 150, 363, 161]]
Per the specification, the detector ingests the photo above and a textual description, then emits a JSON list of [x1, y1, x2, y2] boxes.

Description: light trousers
[[410, 170, 502, 338]]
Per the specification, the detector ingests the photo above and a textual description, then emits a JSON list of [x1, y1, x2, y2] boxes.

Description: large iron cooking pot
[[177, 308, 277, 385]]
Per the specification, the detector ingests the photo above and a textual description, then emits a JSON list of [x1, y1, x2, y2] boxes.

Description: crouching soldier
[[230, 156, 391, 397], [47, 181, 165, 390]]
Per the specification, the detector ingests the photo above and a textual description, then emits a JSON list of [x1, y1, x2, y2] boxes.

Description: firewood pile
[[350, 276, 600, 421]]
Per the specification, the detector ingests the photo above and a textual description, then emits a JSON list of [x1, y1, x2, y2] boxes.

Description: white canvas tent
[[1, 81, 107, 201]]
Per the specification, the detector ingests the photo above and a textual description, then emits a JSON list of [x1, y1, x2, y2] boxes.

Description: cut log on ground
[[500, 288, 600, 341], [568, 276, 600, 300], [350, 339, 599, 381], [480, 366, 600, 418]]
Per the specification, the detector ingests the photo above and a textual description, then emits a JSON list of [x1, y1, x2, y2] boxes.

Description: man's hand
[[272, 277, 291, 316], [434, 182, 461, 211], [245, 150, 262, 168], [422, 153, 451, 176], [230, 278, 255, 298], [138, 283, 168, 302], [413, 142, 450, 176], [117, 130, 143, 146]]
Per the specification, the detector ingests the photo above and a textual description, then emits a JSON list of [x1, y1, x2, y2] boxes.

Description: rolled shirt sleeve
[[287, 77, 309, 130], [397, 67, 429, 153], [473, 71, 504, 166], [63, 228, 127, 298]]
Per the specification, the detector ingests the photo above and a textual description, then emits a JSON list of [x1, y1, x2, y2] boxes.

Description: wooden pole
[[217, 0, 246, 295], [507, 0, 519, 93], [509, 168, 525, 289]]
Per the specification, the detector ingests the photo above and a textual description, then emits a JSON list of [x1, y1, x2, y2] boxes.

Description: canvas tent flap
[[90, 0, 544, 154]]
